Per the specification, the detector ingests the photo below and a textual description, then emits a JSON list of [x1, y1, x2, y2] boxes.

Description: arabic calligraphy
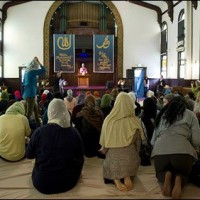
[[97, 51, 112, 71], [56, 53, 73, 69], [96, 35, 110, 49], [57, 35, 71, 50]]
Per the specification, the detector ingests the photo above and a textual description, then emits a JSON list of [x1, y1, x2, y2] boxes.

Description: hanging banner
[[93, 35, 114, 73], [53, 34, 75, 73]]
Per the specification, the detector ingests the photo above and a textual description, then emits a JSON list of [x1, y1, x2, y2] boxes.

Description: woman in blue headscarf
[[22, 57, 46, 127]]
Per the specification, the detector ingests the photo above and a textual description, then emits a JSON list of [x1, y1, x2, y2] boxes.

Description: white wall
[[3, 1, 53, 78], [162, 1, 200, 80], [192, 4, 200, 79], [2, 1, 199, 80], [3, 1, 161, 79], [113, 1, 161, 78]]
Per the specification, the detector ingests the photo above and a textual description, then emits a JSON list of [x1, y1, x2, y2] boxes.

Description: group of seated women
[[0, 87, 200, 199]]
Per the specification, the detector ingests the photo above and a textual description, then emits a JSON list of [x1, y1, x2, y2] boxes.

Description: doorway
[[132, 67, 146, 98]]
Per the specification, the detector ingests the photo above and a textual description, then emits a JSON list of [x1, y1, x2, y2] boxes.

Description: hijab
[[5, 101, 25, 115], [128, 91, 137, 109], [100, 94, 112, 108], [25, 58, 39, 72], [48, 98, 71, 128], [100, 92, 144, 148], [77, 94, 104, 132], [77, 94, 85, 105], [0, 91, 9, 101]]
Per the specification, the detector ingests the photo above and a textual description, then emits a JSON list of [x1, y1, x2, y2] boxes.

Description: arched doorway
[[43, 1, 123, 86]]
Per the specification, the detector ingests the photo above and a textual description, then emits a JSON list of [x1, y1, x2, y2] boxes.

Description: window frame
[[177, 9, 185, 79], [161, 21, 168, 78]]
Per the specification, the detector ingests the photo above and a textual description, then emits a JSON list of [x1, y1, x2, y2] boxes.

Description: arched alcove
[[43, 1, 123, 85]]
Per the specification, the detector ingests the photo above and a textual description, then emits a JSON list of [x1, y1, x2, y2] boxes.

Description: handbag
[[139, 121, 153, 166]]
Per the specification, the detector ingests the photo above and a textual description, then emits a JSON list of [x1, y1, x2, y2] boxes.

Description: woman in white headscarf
[[99, 92, 144, 191], [26, 98, 84, 194]]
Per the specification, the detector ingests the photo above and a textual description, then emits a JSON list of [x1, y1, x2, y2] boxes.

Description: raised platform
[[63, 85, 106, 90], [63, 85, 109, 96]]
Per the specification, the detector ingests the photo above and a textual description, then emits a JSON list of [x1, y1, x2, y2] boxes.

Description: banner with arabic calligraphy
[[53, 34, 75, 73], [93, 35, 114, 73]]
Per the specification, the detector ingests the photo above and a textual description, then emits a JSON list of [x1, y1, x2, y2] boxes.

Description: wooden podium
[[77, 74, 90, 87]]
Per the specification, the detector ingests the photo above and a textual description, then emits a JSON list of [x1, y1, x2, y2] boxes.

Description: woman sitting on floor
[[26, 98, 84, 194], [76, 94, 104, 158], [99, 92, 144, 191], [151, 95, 200, 199], [0, 101, 31, 161]]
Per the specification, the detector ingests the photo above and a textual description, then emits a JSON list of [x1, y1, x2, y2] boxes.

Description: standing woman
[[22, 57, 46, 127], [157, 74, 166, 95], [26, 99, 84, 194], [144, 75, 149, 97], [100, 92, 144, 191], [151, 96, 200, 199]]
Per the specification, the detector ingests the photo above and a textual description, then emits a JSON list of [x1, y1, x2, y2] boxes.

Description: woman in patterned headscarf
[[76, 94, 104, 157], [26, 98, 84, 194], [0, 102, 31, 161], [100, 92, 144, 191]]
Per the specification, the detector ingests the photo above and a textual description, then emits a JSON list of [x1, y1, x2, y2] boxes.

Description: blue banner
[[93, 35, 114, 73], [53, 34, 75, 73]]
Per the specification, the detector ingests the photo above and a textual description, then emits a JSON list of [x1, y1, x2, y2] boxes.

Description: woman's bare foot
[[172, 175, 182, 199], [163, 171, 172, 197], [114, 179, 127, 191], [124, 176, 133, 191]]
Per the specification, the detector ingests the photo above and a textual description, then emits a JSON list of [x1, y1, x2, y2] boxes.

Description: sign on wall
[[53, 34, 75, 73], [93, 35, 114, 73]]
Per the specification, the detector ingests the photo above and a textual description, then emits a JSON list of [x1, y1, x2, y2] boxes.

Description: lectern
[[77, 74, 90, 87]]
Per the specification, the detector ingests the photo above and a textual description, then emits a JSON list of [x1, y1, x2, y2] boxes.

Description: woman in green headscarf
[[0, 91, 9, 115], [0, 102, 31, 161]]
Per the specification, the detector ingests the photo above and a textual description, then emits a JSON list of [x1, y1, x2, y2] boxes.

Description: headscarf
[[100, 92, 144, 148], [77, 94, 85, 105], [93, 91, 100, 98], [0, 91, 9, 101], [14, 90, 22, 100], [25, 58, 39, 72], [100, 94, 112, 108], [66, 89, 73, 102], [77, 95, 104, 132], [128, 91, 137, 109], [41, 93, 47, 102], [5, 101, 25, 115], [48, 98, 71, 128], [163, 94, 174, 104], [196, 91, 200, 102], [86, 91, 92, 96], [110, 88, 119, 100], [147, 90, 154, 97], [43, 90, 49, 95]]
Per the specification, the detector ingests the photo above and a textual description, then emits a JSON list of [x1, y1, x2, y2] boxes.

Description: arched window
[[177, 9, 185, 79], [161, 22, 167, 78]]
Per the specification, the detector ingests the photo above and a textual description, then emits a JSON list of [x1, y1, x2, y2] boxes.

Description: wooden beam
[[164, 1, 174, 23], [192, 0, 198, 9], [2, 1, 32, 23], [128, 1, 162, 28]]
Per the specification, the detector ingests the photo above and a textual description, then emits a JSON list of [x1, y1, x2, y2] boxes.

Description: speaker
[[106, 80, 114, 89]]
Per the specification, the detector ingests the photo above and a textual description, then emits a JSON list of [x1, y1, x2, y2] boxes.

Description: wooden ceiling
[[1, 1, 198, 26]]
